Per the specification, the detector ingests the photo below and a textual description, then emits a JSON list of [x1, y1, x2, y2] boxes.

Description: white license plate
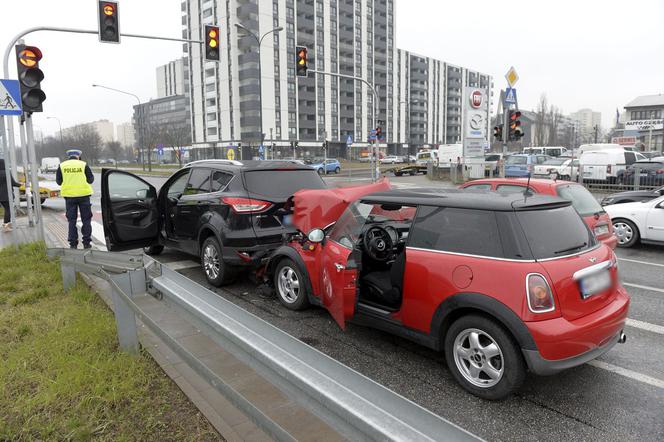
[[594, 224, 610, 236], [583, 171, 592, 176], [580, 270, 611, 299]]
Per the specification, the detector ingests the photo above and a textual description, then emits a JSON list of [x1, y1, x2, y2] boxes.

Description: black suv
[[101, 160, 326, 286]]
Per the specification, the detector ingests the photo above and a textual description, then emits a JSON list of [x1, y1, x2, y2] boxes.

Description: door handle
[[334, 263, 345, 272]]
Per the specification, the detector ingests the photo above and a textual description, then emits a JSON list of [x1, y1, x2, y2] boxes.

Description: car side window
[[166, 171, 190, 199], [625, 152, 637, 165], [409, 206, 503, 258], [537, 156, 548, 164], [496, 184, 533, 194], [211, 171, 233, 192], [108, 173, 153, 202], [465, 184, 492, 191], [183, 168, 212, 195]]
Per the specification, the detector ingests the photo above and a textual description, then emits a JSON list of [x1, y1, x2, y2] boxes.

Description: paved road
[[43, 172, 664, 441]]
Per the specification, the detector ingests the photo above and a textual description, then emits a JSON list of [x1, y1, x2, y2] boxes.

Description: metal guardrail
[[48, 248, 482, 442]]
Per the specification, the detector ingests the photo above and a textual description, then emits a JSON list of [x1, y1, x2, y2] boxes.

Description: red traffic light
[[17, 46, 42, 67], [510, 111, 522, 121]]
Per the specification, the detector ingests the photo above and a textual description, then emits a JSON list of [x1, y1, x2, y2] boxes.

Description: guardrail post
[[61, 262, 76, 292], [110, 270, 142, 355], [634, 165, 640, 191]]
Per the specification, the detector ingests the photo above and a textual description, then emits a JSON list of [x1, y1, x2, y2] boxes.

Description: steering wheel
[[362, 225, 394, 262]]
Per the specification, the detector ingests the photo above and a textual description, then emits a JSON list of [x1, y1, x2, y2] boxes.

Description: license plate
[[282, 214, 293, 226], [594, 224, 610, 236], [583, 171, 592, 176], [580, 270, 611, 299]]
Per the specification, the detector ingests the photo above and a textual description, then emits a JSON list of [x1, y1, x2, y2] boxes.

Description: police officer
[[56, 149, 94, 249]]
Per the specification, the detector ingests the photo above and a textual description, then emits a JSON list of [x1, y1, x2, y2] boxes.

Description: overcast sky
[[1, 0, 662, 138]]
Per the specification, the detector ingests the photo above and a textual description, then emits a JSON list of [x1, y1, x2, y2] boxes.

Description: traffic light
[[205, 25, 220, 61], [98, 1, 120, 43], [15, 45, 46, 113], [493, 125, 503, 140], [295, 46, 308, 77], [508, 110, 524, 141]]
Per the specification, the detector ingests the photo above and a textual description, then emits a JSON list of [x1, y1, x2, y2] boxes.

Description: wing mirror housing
[[307, 228, 325, 243], [136, 189, 148, 199]]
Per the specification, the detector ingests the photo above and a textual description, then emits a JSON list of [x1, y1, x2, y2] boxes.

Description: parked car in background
[[533, 157, 579, 180], [460, 178, 617, 249], [640, 151, 663, 160], [619, 160, 664, 186], [416, 150, 438, 165], [40, 157, 60, 173], [600, 186, 664, 206], [504, 154, 550, 177], [437, 144, 464, 167], [579, 147, 646, 183], [309, 158, 341, 174], [606, 195, 664, 247], [265, 185, 629, 400], [484, 153, 504, 177], [101, 160, 327, 286], [523, 146, 568, 157], [380, 155, 403, 164]]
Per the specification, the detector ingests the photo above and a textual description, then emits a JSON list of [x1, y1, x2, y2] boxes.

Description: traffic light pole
[[18, 118, 34, 226], [25, 114, 44, 242], [306, 69, 379, 181]]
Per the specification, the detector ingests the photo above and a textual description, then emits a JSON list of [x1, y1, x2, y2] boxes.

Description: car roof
[[461, 177, 576, 192], [361, 188, 571, 211], [184, 159, 314, 171]]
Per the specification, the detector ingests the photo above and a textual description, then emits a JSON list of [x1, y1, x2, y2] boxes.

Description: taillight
[[656, 169, 664, 174], [526, 273, 555, 313], [222, 197, 272, 213], [606, 165, 612, 174]]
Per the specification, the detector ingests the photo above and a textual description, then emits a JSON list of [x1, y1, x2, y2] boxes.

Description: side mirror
[[136, 189, 148, 199], [307, 228, 325, 243]]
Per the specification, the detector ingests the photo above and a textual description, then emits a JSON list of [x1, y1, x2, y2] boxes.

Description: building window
[[207, 127, 217, 136]]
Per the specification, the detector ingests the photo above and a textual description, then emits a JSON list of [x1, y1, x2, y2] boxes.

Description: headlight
[[526, 273, 555, 313]]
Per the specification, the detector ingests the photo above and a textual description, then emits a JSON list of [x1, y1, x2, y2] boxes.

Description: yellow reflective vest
[[60, 159, 93, 197]]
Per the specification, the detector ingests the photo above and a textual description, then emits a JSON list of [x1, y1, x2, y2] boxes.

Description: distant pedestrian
[[56, 149, 94, 249], [0, 158, 21, 232]]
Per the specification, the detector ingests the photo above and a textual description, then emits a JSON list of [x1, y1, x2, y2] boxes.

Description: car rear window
[[556, 184, 604, 217], [506, 156, 527, 165], [409, 206, 504, 258], [516, 206, 595, 259], [244, 170, 326, 198]]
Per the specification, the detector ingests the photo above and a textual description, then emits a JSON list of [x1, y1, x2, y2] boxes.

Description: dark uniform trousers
[[65, 196, 93, 247]]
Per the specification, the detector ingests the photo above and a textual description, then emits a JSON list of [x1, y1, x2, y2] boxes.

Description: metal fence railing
[[47, 248, 482, 442]]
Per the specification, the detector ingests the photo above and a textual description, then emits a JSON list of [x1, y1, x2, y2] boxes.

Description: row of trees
[[533, 94, 605, 148]]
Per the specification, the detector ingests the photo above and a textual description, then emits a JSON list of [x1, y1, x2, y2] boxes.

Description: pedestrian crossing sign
[[0, 79, 22, 116]]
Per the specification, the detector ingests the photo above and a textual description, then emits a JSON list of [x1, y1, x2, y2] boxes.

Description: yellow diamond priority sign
[[505, 66, 519, 88]]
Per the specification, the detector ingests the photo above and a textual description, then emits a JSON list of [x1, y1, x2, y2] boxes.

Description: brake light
[[222, 197, 272, 213], [526, 273, 555, 313], [606, 165, 612, 174], [656, 169, 664, 174]]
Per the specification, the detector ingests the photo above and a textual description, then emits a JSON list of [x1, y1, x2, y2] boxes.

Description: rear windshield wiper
[[554, 242, 587, 255]]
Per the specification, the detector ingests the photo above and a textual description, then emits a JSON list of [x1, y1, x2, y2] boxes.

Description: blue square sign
[[0, 79, 22, 116]]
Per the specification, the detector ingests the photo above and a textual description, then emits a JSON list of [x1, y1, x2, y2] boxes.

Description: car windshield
[[543, 158, 566, 166], [516, 205, 595, 259], [244, 170, 326, 198], [485, 155, 501, 161], [556, 184, 604, 217], [506, 156, 527, 165]]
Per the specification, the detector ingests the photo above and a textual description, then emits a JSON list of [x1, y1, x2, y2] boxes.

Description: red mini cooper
[[459, 178, 618, 249], [265, 182, 630, 400]]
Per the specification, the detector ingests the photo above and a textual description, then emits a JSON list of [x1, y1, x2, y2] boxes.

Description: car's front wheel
[[273, 258, 310, 310], [445, 315, 525, 400], [201, 236, 236, 286], [612, 218, 639, 247], [317, 168, 324, 175], [335, 166, 340, 174]]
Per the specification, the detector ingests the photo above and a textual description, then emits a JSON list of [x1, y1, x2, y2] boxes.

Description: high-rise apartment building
[[156, 58, 188, 98]]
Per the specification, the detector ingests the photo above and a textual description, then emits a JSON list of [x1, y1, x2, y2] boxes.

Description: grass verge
[[0, 242, 221, 441]]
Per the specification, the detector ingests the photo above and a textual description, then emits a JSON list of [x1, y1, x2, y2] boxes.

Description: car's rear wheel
[[335, 167, 340, 174], [201, 236, 236, 286], [144, 244, 164, 255], [445, 315, 525, 400], [394, 171, 403, 177], [273, 258, 309, 310], [613, 219, 639, 247], [409, 169, 416, 176]]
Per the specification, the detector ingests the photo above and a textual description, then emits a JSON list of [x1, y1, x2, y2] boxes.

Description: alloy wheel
[[613, 222, 633, 245], [203, 244, 221, 280], [277, 266, 300, 303], [453, 328, 504, 388]]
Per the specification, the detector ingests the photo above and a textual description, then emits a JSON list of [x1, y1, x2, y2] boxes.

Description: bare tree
[[105, 141, 123, 162], [64, 125, 102, 165], [548, 106, 562, 146], [534, 94, 549, 147], [161, 123, 191, 166]]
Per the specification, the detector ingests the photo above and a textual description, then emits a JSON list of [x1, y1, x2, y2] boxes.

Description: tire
[[394, 172, 403, 177], [201, 236, 236, 286], [144, 244, 164, 255], [409, 169, 416, 176], [317, 168, 324, 175], [612, 218, 639, 248], [273, 258, 310, 310], [444, 315, 525, 400], [335, 167, 340, 174]]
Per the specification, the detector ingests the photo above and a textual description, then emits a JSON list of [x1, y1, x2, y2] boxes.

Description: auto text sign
[[624, 119, 663, 131], [0, 79, 22, 116]]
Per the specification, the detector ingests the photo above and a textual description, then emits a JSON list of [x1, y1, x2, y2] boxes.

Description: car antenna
[[523, 172, 533, 199]]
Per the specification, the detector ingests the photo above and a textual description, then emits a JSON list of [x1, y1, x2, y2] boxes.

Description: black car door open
[[101, 168, 159, 251]]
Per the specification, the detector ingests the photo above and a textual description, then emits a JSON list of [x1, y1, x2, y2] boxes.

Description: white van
[[523, 146, 568, 157], [416, 150, 438, 165], [436, 144, 463, 167], [578, 143, 623, 153], [579, 148, 647, 182]]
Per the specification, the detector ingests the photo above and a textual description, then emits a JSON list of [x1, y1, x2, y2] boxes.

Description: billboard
[[624, 119, 663, 131], [463, 87, 488, 158]]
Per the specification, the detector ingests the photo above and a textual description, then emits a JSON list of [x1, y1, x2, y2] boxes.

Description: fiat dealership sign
[[470, 90, 483, 109]]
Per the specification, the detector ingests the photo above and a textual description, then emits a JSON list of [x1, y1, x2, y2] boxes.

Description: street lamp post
[[92, 84, 150, 171], [235, 23, 283, 158], [46, 116, 64, 150]]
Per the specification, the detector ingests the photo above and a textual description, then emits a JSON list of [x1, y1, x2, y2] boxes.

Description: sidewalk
[[5, 211, 343, 441]]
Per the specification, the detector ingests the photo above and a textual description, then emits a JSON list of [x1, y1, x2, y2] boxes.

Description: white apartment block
[[182, 0, 492, 156], [116, 122, 136, 148], [63, 119, 115, 144], [156, 58, 187, 98]]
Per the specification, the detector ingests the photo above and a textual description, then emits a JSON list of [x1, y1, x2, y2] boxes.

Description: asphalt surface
[[42, 171, 664, 441]]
